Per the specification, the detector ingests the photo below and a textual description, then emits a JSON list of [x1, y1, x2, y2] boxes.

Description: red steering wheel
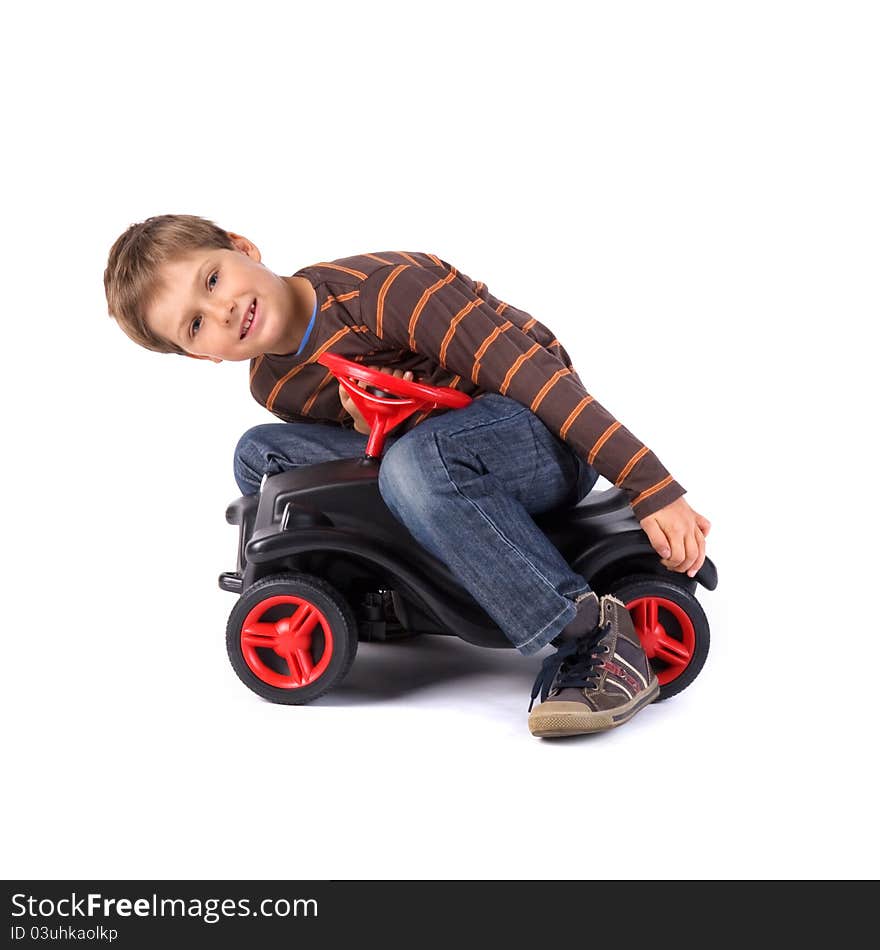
[[318, 352, 472, 458]]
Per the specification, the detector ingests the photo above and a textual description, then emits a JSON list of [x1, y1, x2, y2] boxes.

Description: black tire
[[606, 575, 710, 701], [226, 572, 358, 705]]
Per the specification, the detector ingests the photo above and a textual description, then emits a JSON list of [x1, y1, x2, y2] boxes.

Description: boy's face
[[144, 232, 305, 362]]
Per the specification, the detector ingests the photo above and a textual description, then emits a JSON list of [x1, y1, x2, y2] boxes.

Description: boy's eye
[[189, 271, 217, 336]]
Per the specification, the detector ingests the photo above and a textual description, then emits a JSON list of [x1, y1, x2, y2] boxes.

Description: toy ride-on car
[[219, 353, 718, 705]]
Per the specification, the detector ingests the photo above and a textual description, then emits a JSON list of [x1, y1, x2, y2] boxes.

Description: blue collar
[[295, 296, 318, 356]]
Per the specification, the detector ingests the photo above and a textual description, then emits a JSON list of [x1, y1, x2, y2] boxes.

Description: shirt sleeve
[[362, 261, 686, 521]]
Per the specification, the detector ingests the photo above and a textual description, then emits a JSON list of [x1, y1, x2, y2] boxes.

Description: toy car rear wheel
[[607, 575, 710, 701], [226, 573, 358, 704]]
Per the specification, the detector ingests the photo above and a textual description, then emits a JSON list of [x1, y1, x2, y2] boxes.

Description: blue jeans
[[233, 394, 599, 655]]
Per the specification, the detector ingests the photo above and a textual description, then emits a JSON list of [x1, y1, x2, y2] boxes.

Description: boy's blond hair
[[104, 213, 237, 354]]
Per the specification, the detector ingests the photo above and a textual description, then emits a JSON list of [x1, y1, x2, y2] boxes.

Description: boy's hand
[[338, 366, 414, 435], [639, 496, 712, 578]]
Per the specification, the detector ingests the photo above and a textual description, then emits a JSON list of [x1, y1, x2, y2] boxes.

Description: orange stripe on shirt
[[397, 252, 422, 266], [439, 298, 484, 365], [615, 446, 649, 487], [313, 262, 368, 280], [267, 363, 310, 410], [559, 396, 594, 440], [426, 253, 442, 266], [407, 268, 457, 348], [530, 368, 571, 413], [496, 301, 509, 315], [588, 421, 622, 465], [474, 321, 512, 362], [266, 326, 352, 410], [365, 253, 394, 265], [250, 355, 264, 384], [376, 264, 409, 338], [632, 475, 674, 510], [321, 289, 360, 311], [471, 320, 513, 385], [500, 343, 541, 394], [312, 327, 360, 358], [302, 369, 334, 415], [522, 318, 536, 332]]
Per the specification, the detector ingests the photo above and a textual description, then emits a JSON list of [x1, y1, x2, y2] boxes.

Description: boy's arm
[[363, 262, 711, 575], [364, 263, 683, 519]]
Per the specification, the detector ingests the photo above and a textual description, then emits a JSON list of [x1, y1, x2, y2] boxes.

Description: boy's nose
[[208, 299, 237, 325]]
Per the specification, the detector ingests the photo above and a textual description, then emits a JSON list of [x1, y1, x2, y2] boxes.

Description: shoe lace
[[528, 622, 611, 712]]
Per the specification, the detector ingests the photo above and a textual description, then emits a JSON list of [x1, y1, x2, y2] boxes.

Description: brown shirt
[[249, 251, 685, 520]]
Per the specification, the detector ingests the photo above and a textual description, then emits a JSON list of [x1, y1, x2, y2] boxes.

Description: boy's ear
[[226, 231, 261, 262], [184, 353, 222, 364]]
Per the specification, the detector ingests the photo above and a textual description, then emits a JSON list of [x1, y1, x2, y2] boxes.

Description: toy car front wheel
[[607, 575, 710, 701], [226, 573, 358, 704]]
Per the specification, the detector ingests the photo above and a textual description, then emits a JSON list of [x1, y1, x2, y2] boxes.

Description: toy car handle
[[318, 352, 472, 458]]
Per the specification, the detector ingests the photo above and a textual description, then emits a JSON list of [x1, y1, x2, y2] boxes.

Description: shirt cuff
[[630, 479, 687, 521]]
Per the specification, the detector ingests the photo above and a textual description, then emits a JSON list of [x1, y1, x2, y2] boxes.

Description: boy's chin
[[229, 345, 269, 361], [244, 346, 275, 360]]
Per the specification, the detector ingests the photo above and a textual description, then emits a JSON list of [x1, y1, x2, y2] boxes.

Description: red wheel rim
[[625, 596, 696, 686], [239, 595, 334, 689]]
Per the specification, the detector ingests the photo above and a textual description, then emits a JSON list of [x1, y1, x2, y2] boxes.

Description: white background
[[2, 1, 877, 881]]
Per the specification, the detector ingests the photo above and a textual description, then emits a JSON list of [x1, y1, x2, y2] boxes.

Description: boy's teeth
[[240, 301, 256, 338]]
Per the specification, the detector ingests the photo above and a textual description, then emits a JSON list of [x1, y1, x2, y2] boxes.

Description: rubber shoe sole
[[528, 677, 660, 737]]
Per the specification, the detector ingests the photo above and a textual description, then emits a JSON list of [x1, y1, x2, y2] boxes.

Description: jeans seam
[[442, 400, 528, 437], [235, 448, 262, 492], [519, 601, 573, 654], [430, 430, 571, 639]]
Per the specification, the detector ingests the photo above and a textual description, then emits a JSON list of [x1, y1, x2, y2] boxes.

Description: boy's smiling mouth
[[240, 299, 257, 339]]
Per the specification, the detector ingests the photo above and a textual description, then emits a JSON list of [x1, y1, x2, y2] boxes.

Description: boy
[[104, 214, 711, 737]]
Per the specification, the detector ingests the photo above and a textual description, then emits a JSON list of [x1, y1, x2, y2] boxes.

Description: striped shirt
[[249, 251, 685, 520]]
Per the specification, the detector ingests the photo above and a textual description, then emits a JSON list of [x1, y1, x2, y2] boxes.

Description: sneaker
[[528, 594, 660, 737]]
